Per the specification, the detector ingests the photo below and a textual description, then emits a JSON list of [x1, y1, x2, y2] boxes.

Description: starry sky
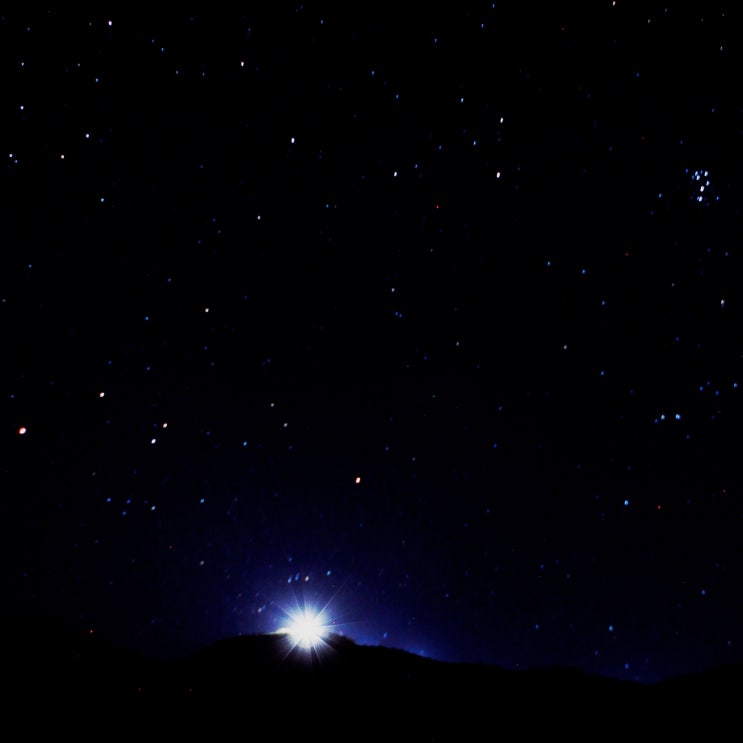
[[3, 3, 742, 684]]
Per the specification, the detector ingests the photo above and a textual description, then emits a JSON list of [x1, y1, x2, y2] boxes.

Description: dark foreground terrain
[[6, 613, 739, 738]]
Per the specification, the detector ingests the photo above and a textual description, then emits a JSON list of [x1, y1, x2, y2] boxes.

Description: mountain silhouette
[[6, 611, 738, 737]]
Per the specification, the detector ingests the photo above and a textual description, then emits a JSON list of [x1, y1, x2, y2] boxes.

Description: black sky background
[[2, 3, 742, 683]]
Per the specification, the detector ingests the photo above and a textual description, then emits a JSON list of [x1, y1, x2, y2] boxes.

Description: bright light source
[[271, 587, 351, 656], [286, 610, 327, 649]]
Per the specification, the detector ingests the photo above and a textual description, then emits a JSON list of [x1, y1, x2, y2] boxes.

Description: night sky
[[3, 3, 742, 684]]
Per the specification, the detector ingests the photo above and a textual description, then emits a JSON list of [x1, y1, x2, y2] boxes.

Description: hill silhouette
[[6, 611, 739, 737]]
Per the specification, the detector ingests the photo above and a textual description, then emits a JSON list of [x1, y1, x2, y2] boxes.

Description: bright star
[[268, 578, 360, 658], [271, 588, 351, 656], [285, 609, 328, 650]]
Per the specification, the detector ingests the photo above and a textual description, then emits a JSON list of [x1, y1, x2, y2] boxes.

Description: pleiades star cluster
[[2, 3, 742, 684]]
